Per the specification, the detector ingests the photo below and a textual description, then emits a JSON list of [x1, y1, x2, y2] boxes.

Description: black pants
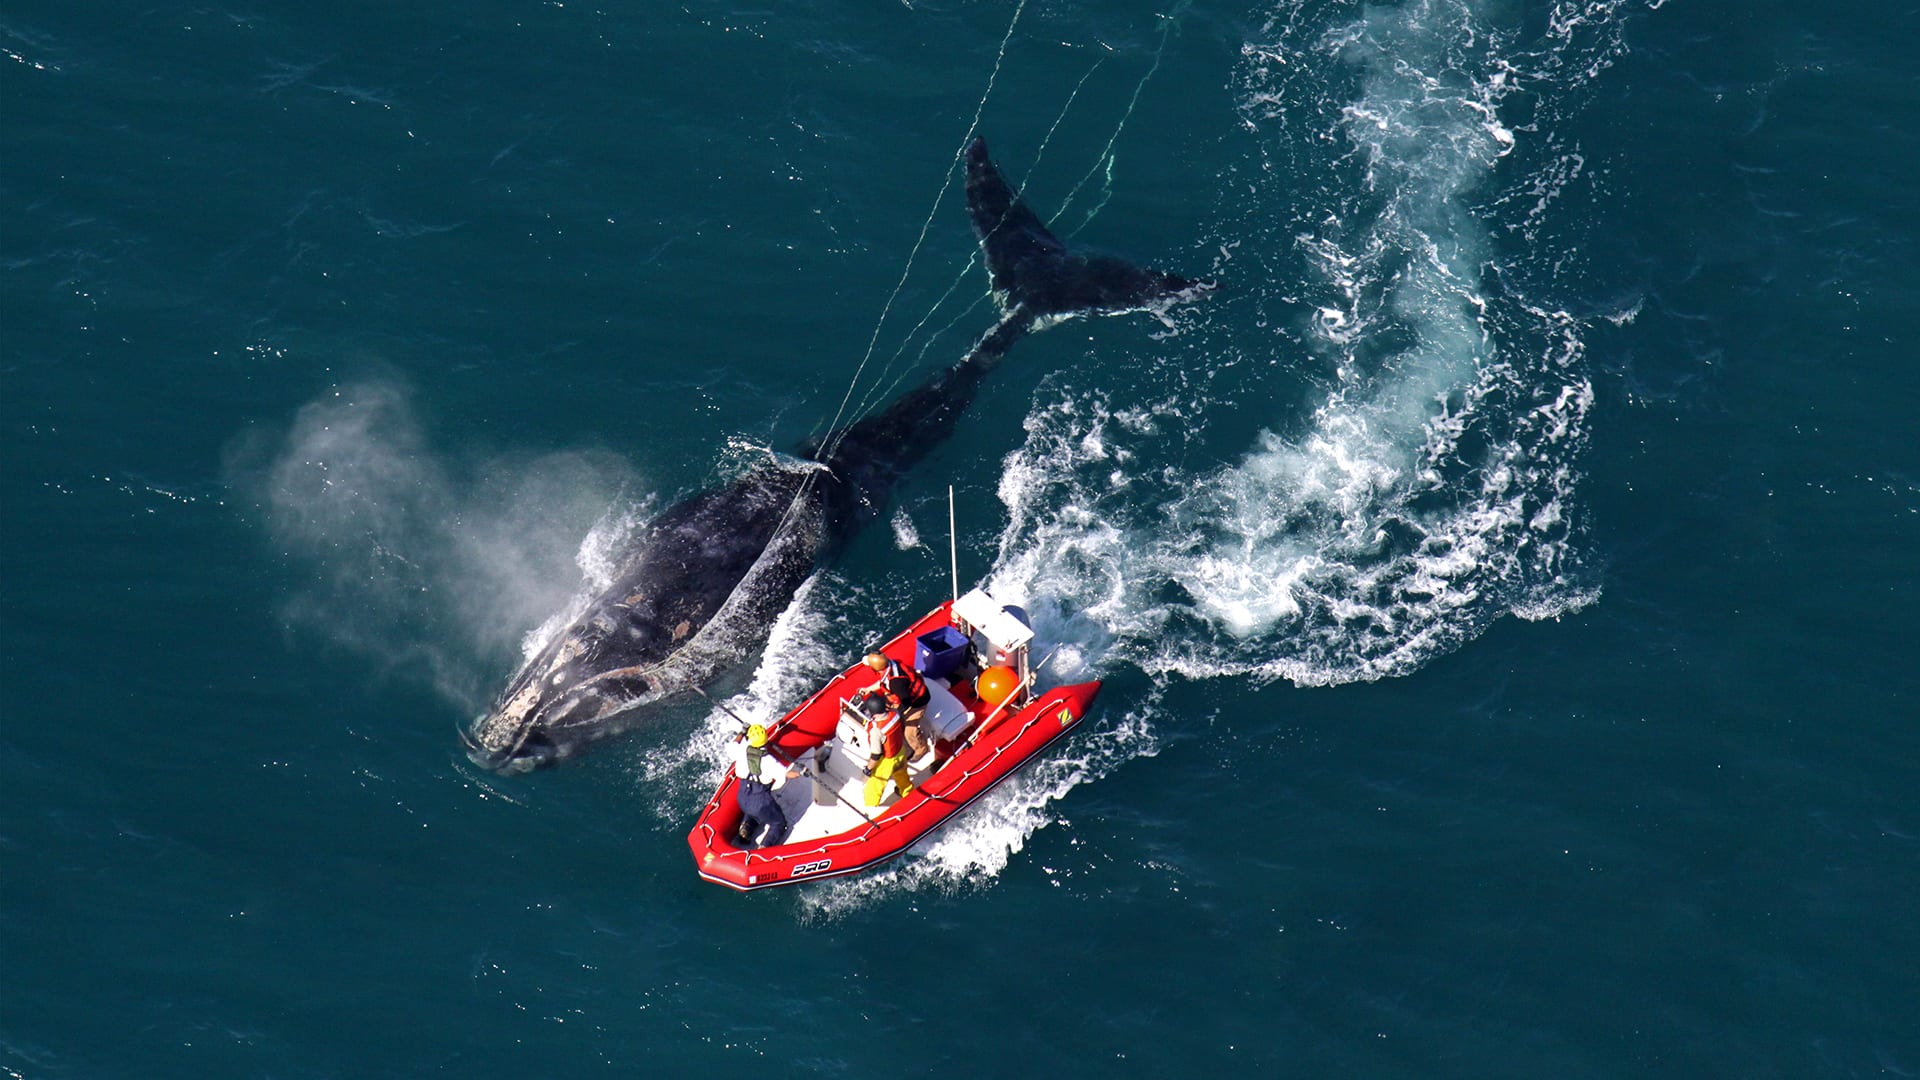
[[737, 780, 790, 847]]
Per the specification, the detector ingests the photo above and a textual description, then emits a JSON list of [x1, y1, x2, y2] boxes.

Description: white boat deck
[[754, 680, 973, 847]]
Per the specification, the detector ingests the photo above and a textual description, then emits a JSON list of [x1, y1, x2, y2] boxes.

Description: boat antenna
[[949, 484, 960, 603]]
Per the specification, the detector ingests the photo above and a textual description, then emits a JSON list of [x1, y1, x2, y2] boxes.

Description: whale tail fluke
[[806, 138, 1213, 519], [963, 136, 1214, 325]]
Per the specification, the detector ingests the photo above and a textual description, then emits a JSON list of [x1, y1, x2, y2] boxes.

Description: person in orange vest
[[857, 652, 932, 760], [859, 695, 915, 807]]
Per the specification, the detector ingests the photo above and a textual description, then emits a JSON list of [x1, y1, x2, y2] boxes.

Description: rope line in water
[[1058, 4, 1185, 237], [838, 15, 1178, 440], [815, 0, 1031, 465], [757, 1, 1033, 566], [843, 44, 1116, 425], [795, 2, 1192, 546]]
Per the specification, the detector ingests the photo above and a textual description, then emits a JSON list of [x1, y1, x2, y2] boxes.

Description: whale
[[464, 137, 1212, 773]]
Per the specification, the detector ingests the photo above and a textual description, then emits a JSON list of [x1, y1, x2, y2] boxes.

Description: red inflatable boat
[[688, 588, 1100, 891]]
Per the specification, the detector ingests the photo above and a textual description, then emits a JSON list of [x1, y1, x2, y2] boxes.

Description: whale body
[[465, 137, 1212, 772]]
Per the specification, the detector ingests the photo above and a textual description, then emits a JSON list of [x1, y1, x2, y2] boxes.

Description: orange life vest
[[866, 709, 904, 758], [882, 658, 929, 709]]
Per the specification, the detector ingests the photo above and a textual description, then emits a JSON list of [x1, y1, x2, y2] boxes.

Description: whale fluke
[[964, 137, 1213, 324]]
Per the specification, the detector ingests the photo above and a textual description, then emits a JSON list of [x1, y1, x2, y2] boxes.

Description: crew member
[[858, 652, 932, 760], [732, 724, 797, 848], [861, 697, 915, 807]]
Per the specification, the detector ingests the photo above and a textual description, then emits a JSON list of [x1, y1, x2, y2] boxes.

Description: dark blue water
[[5, 1, 1917, 1076]]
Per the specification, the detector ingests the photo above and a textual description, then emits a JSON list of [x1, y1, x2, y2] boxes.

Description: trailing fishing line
[[738, 0, 1034, 632], [840, 44, 1118, 428], [1056, 3, 1186, 237], [836, 13, 1181, 439], [813, 0, 1030, 464], [761, 2, 1190, 616]]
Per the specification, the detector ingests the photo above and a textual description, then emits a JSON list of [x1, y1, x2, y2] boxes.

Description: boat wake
[[624, 571, 841, 823], [991, 0, 1634, 687], [237, 0, 1648, 910], [754, 0, 1646, 908], [793, 699, 1161, 921]]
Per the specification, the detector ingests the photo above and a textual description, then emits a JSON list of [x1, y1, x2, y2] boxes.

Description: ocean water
[[4, 0, 1918, 1076]]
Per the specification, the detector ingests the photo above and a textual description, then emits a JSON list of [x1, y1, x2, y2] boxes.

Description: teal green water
[[5, 1, 1918, 1076]]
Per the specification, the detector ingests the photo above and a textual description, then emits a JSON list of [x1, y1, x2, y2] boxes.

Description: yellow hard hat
[[747, 724, 769, 747]]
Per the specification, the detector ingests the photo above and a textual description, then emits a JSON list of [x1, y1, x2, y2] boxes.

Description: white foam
[[518, 502, 648, 662], [889, 506, 922, 550], [980, 0, 1622, 692], [681, 0, 1633, 904], [795, 699, 1163, 920], [666, 0, 1624, 915], [628, 573, 835, 821]]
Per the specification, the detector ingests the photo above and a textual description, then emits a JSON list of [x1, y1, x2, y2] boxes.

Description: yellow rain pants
[[863, 753, 914, 806]]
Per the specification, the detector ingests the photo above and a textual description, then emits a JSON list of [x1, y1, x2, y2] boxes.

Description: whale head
[[462, 465, 833, 773], [463, 600, 681, 773]]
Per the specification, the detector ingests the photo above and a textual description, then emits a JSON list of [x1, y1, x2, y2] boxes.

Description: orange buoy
[[976, 664, 1019, 707]]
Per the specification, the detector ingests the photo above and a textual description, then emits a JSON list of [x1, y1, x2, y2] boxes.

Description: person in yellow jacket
[[860, 697, 915, 806]]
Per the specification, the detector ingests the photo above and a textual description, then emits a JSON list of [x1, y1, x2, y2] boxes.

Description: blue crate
[[914, 625, 971, 679]]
